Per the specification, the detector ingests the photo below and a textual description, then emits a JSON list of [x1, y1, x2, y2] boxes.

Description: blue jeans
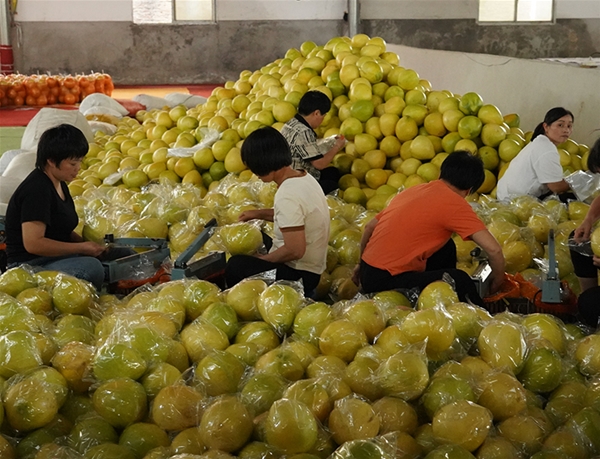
[[9, 247, 135, 290]]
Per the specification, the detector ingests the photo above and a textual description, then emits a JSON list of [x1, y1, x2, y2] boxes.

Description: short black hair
[[298, 91, 331, 117], [587, 137, 600, 174], [241, 126, 292, 177], [35, 124, 88, 170], [440, 150, 485, 193], [532, 107, 574, 140]]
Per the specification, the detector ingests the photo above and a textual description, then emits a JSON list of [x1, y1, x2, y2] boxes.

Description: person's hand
[[80, 241, 107, 257], [351, 264, 361, 286], [489, 272, 505, 296], [593, 255, 600, 268], [574, 220, 593, 242], [334, 135, 346, 151], [238, 210, 260, 222]]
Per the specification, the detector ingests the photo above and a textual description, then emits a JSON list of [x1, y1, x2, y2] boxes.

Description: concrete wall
[[10, 18, 600, 85], [6, 0, 600, 84]]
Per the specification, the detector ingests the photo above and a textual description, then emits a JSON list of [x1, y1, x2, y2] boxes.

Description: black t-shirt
[[6, 168, 79, 264]]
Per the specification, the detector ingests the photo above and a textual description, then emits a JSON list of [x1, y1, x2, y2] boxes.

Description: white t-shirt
[[271, 173, 329, 274], [496, 135, 564, 200]]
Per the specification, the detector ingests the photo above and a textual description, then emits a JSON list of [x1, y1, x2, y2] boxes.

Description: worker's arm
[[352, 217, 379, 284], [238, 209, 275, 222], [22, 221, 106, 258], [470, 229, 505, 294], [70, 231, 84, 243], [257, 226, 305, 263], [574, 195, 600, 242], [546, 179, 570, 194], [310, 136, 346, 170]]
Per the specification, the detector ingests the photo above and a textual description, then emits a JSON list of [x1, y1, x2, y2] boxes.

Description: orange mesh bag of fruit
[[514, 272, 578, 319], [483, 273, 522, 314]]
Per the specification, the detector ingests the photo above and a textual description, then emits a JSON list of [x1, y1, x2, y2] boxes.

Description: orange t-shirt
[[362, 180, 486, 275]]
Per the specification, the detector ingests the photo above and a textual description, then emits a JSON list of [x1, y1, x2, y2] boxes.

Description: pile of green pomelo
[[1, 34, 600, 459]]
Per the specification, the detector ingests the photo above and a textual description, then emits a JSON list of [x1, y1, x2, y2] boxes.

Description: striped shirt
[[280, 115, 325, 180]]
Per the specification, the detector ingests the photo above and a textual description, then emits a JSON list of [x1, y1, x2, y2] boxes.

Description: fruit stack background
[[0, 73, 114, 107]]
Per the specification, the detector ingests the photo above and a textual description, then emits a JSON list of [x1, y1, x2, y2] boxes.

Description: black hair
[[241, 126, 292, 177], [35, 124, 88, 170], [532, 107, 574, 141], [440, 150, 485, 193], [298, 91, 331, 117], [587, 137, 600, 174]]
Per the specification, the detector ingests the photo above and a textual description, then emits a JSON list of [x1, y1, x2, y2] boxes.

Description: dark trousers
[[359, 238, 484, 306], [224, 232, 320, 295], [569, 231, 598, 279], [224, 255, 320, 296], [319, 166, 341, 196], [577, 287, 600, 327]]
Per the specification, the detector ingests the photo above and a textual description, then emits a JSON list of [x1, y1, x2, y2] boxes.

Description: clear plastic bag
[[565, 170, 600, 202], [568, 237, 594, 257], [167, 127, 221, 158]]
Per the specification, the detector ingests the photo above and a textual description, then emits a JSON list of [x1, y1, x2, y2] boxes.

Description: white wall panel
[[16, 0, 132, 21], [555, 0, 600, 19], [361, 0, 477, 20], [216, 0, 345, 21], [390, 43, 600, 144]]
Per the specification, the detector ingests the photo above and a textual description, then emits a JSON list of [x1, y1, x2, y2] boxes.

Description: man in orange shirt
[[354, 151, 505, 306]]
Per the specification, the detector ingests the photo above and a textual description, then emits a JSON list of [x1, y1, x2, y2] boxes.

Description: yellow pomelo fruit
[[264, 399, 318, 454], [502, 240, 532, 273], [477, 146, 500, 170], [173, 157, 196, 178], [416, 162, 440, 182], [478, 104, 504, 125], [349, 82, 373, 102], [398, 158, 421, 176], [339, 64, 361, 87], [340, 117, 363, 140], [480, 123, 507, 147], [384, 96, 406, 116], [477, 372, 527, 421], [328, 397, 380, 444], [402, 308, 456, 354], [423, 112, 447, 137], [272, 101, 297, 123], [199, 395, 253, 452], [365, 117, 383, 139], [387, 172, 407, 189], [402, 104, 428, 125], [379, 113, 399, 137], [343, 187, 368, 206], [442, 109, 465, 132], [359, 60, 384, 83], [363, 149, 387, 169], [410, 135, 435, 161], [403, 174, 426, 189], [458, 116, 483, 140], [498, 138, 522, 162], [478, 321, 526, 374], [365, 169, 389, 189], [224, 147, 246, 173], [476, 169, 496, 194], [395, 116, 418, 142], [354, 133, 378, 155], [454, 139, 478, 155], [432, 400, 492, 452], [380, 136, 401, 157], [396, 69, 420, 90]]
